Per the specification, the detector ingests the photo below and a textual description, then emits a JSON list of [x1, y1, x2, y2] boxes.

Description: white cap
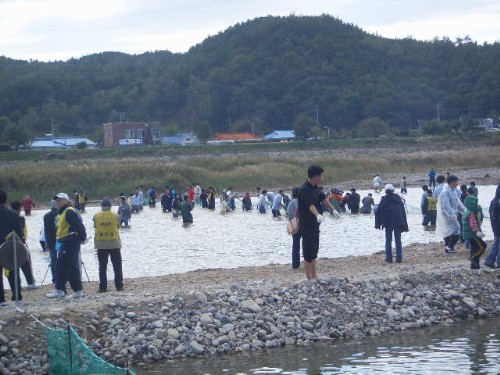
[[54, 192, 69, 200], [385, 184, 394, 191]]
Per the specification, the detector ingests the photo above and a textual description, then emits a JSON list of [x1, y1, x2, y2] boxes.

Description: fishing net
[[44, 325, 136, 375]]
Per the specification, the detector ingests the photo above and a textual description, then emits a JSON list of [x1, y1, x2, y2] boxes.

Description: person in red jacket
[[21, 195, 36, 215]]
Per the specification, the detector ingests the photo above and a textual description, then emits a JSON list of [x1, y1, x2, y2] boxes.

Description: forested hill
[[0, 15, 499, 141]]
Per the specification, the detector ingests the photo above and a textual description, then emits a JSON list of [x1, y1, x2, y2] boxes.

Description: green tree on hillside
[[193, 121, 213, 140], [293, 114, 318, 139], [356, 117, 392, 138], [164, 122, 180, 136], [0, 16, 499, 138], [420, 120, 453, 135], [3, 123, 31, 148]]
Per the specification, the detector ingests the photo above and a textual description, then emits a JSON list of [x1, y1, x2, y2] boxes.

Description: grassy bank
[[1, 142, 499, 203]]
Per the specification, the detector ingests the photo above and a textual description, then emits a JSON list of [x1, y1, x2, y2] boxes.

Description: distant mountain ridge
[[0, 15, 498, 140]]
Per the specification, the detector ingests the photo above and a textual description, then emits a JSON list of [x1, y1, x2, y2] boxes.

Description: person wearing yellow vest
[[46, 193, 87, 299], [78, 191, 87, 213], [422, 190, 437, 226], [93, 198, 123, 293]]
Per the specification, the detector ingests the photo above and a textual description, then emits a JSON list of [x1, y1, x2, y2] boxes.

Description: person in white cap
[[46, 193, 87, 299], [375, 184, 409, 263]]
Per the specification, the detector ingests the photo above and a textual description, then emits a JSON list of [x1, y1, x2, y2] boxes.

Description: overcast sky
[[1, 0, 499, 62]]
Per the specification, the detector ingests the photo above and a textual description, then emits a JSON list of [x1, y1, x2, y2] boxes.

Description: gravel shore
[[1, 240, 499, 374]]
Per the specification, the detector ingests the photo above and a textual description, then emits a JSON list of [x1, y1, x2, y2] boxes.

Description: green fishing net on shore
[[44, 325, 136, 375]]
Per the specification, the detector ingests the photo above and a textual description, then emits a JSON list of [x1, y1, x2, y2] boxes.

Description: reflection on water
[[138, 318, 500, 374], [23, 186, 496, 282]]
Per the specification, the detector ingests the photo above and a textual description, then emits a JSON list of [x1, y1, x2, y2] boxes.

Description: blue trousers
[[385, 227, 402, 262]]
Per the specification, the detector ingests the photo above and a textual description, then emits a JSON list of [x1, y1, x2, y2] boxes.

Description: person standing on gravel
[[485, 184, 500, 269], [375, 184, 409, 263], [287, 187, 301, 269], [43, 199, 59, 285], [0, 189, 25, 305], [436, 175, 466, 254], [93, 198, 123, 293], [462, 194, 487, 272], [46, 193, 87, 299], [298, 165, 335, 281]]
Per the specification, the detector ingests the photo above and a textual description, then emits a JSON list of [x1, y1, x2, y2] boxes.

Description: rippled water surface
[[22, 185, 497, 282], [138, 318, 500, 374]]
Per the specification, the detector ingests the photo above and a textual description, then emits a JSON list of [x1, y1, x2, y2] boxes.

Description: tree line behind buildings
[[0, 15, 499, 146]]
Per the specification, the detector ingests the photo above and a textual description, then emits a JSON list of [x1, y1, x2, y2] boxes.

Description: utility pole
[[51, 119, 55, 137], [315, 105, 319, 125], [437, 101, 441, 122]]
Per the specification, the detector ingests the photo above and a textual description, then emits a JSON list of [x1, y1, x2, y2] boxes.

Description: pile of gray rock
[[1, 270, 499, 374]]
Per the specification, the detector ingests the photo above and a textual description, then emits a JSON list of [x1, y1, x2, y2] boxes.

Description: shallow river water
[[138, 317, 500, 374], [23, 186, 497, 283]]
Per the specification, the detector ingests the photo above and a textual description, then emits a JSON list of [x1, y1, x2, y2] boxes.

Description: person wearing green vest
[[93, 198, 123, 293], [462, 194, 487, 272]]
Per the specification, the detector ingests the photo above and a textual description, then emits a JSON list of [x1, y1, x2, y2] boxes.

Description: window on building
[[138, 129, 146, 138], [151, 128, 161, 140], [125, 129, 134, 138]]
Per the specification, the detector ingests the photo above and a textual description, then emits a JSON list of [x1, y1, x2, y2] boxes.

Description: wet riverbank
[[1, 240, 499, 374]]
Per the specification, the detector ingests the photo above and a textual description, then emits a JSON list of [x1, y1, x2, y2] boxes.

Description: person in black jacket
[[0, 189, 25, 305], [485, 184, 500, 269], [348, 188, 360, 214], [43, 199, 59, 284], [375, 184, 409, 263], [298, 165, 336, 281]]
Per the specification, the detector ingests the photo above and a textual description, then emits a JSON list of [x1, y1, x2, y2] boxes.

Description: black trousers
[[0, 266, 23, 302], [291, 232, 301, 269], [55, 242, 82, 292], [97, 248, 123, 291]]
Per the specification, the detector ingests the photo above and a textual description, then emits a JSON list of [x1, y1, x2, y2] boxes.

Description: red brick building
[[103, 122, 163, 147]]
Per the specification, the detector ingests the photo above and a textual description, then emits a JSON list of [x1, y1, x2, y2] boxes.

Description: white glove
[[476, 231, 485, 238], [316, 214, 324, 224], [331, 210, 341, 219]]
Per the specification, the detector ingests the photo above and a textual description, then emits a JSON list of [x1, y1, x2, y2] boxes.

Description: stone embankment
[[0, 263, 499, 374]]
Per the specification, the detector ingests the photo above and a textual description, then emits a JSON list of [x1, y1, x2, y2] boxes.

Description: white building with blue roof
[[30, 137, 97, 150], [264, 130, 295, 141], [162, 133, 201, 146]]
